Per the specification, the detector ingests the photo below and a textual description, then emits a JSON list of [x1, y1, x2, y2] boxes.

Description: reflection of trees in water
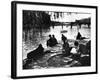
[[23, 26, 50, 48]]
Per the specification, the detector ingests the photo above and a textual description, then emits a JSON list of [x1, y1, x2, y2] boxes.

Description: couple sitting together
[[47, 34, 58, 47]]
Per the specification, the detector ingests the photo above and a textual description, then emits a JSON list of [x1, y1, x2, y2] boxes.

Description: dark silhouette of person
[[71, 41, 81, 60], [47, 35, 53, 47], [79, 40, 91, 66], [72, 41, 91, 66], [52, 35, 58, 46], [27, 44, 44, 61], [61, 34, 67, 43], [47, 34, 58, 47], [63, 40, 70, 56], [76, 32, 82, 40], [76, 32, 88, 40], [74, 41, 88, 55]]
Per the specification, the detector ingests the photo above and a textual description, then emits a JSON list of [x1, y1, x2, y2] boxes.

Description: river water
[[22, 25, 91, 59]]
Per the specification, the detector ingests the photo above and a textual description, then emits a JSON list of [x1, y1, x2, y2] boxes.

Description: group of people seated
[[71, 40, 91, 55], [24, 32, 91, 69], [71, 40, 91, 66], [25, 34, 67, 62], [47, 34, 58, 47], [61, 33, 91, 66], [26, 34, 58, 62], [61, 34, 72, 57]]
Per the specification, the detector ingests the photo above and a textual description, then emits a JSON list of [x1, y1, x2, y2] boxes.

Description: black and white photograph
[[11, 1, 97, 79], [23, 10, 91, 69]]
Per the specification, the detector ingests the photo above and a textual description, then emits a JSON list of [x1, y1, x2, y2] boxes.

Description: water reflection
[[22, 25, 91, 59]]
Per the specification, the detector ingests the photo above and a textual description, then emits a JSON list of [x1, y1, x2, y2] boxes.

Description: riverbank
[[23, 39, 90, 69]]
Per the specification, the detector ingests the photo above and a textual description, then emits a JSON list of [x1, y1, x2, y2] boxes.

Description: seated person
[[74, 41, 88, 54], [63, 40, 71, 56], [52, 35, 58, 46], [71, 41, 90, 64], [76, 32, 87, 40], [61, 34, 67, 43], [70, 41, 81, 60], [76, 32, 82, 40], [47, 35, 53, 47], [27, 44, 44, 61], [47, 34, 58, 47]]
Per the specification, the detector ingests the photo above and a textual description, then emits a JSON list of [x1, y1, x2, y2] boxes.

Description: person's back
[[71, 41, 81, 60], [62, 34, 67, 43], [47, 35, 53, 47], [27, 44, 44, 60], [36, 44, 44, 58], [52, 35, 58, 46], [63, 41, 70, 56], [37, 44, 44, 54], [76, 32, 88, 40], [76, 32, 82, 40]]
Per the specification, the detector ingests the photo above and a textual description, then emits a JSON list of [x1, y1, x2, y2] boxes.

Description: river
[[22, 24, 91, 59]]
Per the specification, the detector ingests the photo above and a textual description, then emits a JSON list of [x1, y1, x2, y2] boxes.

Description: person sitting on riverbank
[[52, 35, 58, 46], [73, 41, 90, 66], [70, 41, 81, 60], [47, 34, 58, 47], [63, 40, 70, 56], [76, 32, 82, 40], [74, 41, 88, 55], [27, 44, 44, 61], [71, 41, 90, 60], [47, 35, 53, 47], [76, 32, 88, 40], [61, 34, 67, 43]]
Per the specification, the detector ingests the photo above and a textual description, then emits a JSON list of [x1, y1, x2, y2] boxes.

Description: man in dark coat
[[76, 32, 82, 40], [52, 35, 58, 46], [61, 34, 67, 43], [74, 41, 88, 55], [63, 40, 70, 56], [76, 32, 88, 40], [27, 44, 44, 61], [47, 35, 52, 47]]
